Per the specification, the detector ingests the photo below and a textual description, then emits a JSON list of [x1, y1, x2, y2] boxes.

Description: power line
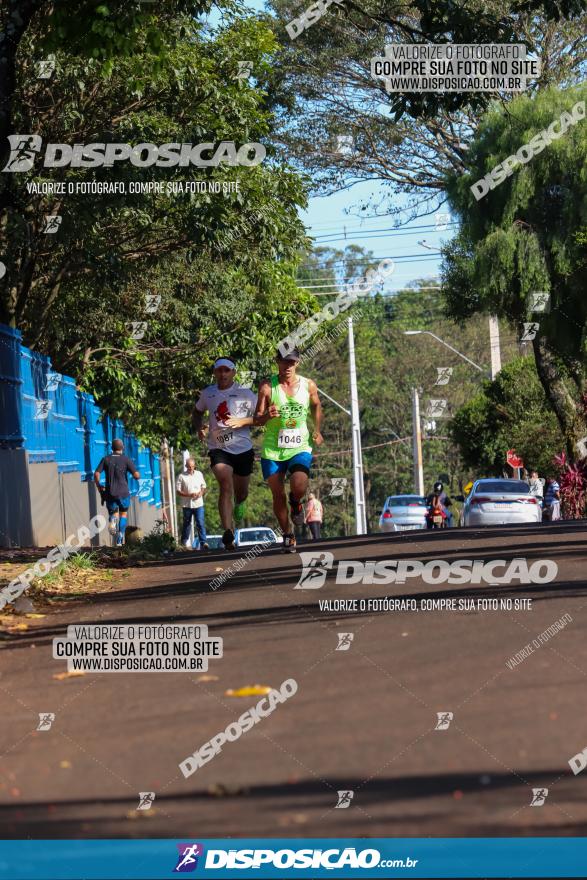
[[312, 221, 457, 240], [298, 254, 442, 271]]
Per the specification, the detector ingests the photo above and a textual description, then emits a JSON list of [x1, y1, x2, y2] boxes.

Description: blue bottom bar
[[0, 838, 586, 879]]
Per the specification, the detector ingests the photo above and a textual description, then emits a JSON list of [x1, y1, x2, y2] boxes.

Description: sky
[[208, 0, 454, 295], [299, 183, 452, 295]]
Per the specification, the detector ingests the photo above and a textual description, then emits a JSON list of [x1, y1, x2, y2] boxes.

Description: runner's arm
[[225, 416, 254, 428], [254, 380, 278, 425], [127, 459, 140, 481], [192, 396, 208, 439], [93, 459, 104, 490], [308, 379, 323, 445]]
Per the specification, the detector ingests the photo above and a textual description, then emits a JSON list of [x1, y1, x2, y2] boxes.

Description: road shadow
[[1, 769, 585, 839]]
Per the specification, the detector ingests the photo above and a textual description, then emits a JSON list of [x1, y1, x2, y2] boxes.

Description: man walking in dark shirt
[[94, 439, 140, 546]]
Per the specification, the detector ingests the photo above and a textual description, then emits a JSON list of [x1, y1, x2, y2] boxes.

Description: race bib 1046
[[278, 428, 303, 448]]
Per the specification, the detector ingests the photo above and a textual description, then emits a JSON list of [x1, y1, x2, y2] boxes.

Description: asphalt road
[[1, 521, 587, 839]]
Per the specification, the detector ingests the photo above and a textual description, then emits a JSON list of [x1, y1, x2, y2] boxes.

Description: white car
[[200, 534, 223, 550], [379, 495, 428, 532], [234, 527, 283, 547], [461, 479, 542, 527]]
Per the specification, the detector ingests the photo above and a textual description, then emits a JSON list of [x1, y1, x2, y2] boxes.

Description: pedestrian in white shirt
[[176, 458, 208, 549], [528, 470, 544, 502]]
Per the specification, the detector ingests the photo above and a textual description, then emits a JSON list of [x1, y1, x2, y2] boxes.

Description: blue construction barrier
[[0, 323, 161, 506]]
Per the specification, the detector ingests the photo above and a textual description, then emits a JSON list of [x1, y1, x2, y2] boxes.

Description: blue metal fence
[[0, 323, 161, 506]]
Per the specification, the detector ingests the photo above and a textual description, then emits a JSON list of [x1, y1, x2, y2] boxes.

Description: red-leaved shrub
[[553, 451, 587, 520]]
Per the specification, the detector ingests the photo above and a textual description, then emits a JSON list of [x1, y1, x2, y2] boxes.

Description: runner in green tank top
[[255, 346, 323, 552]]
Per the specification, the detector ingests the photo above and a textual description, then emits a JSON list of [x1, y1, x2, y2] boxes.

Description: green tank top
[[261, 375, 313, 461]]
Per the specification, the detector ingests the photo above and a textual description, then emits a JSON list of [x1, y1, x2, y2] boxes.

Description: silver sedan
[[462, 479, 542, 527], [379, 495, 428, 532]]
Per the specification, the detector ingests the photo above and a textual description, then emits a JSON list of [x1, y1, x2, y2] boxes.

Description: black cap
[[277, 344, 301, 361]]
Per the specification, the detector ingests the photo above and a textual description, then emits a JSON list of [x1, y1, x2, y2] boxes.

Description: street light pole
[[316, 319, 367, 536], [348, 317, 368, 535], [489, 315, 502, 379], [404, 330, 486, 373], [411, 388, 424, 496]]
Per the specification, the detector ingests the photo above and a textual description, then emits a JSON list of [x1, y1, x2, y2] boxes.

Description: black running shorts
[[209, 448, 255, 477]]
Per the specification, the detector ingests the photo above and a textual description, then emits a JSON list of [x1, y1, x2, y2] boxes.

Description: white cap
[[213, 357, 236, 370]]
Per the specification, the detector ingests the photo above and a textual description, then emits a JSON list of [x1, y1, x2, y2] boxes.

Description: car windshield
[[387, 497, 427, 507], [474, 480, 530, 494], [206, 536, 223, 548], [240, 530, 274, 542]]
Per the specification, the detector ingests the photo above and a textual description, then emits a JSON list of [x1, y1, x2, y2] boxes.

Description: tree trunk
[[533, 334, 587, 461]]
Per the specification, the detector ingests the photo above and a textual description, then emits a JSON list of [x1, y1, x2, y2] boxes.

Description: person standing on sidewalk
[[528, 470, 544, 504], [176, 458, 208, 549], [305, 492, 323, 540], [543, 476, 561, 522]]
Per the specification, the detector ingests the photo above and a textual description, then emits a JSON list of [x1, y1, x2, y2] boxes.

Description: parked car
[[379, 495, 428, 532], [234, 527, 283, 547], [201, 534, 224, 550], [461, 479, 542, 527]]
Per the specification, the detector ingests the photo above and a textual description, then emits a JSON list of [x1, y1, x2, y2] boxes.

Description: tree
[[442, 84, 587, 458], [264, 0, 586, 218], [0, 7, 321, 445], [450, 356, 564, 475], [0, 10, 308, 330], [0, 0, 215, 170]]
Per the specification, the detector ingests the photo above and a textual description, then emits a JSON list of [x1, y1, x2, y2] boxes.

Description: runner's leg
[[117, 507, 128, 546], [267, 472, 290, 534], [289, 469, 309, 526], [212, 463, 234, 531], [233, 473, 250, 501], [233, 474, 250, 525]]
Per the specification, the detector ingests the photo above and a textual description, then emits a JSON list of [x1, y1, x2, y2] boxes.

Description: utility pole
[[169, 446, 178, 538], [489, 315, 502, 380], [411, 388, 424, 496], [160, 439, 176, 537], [348, 317, 367, 534]]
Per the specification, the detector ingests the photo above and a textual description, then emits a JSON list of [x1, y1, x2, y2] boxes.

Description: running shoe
[[116, 534, 124, 547], [222, 528, 235, 550], [289, 493, 305, 527], [233, 500, 247, 525], [201, 542, 209, 551], [283, 533, 297, 553]]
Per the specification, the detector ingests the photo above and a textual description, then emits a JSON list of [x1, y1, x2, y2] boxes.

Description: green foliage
[[1, 7, 316, 446], [443, 84, 587, 364], [442, 83, 587, 454], [450, 356, 564, 475], [139, 521, 177, 556]]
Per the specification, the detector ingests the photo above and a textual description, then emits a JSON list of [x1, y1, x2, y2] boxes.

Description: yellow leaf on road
[[225, 684, 272, 697], [53, 670, 86, 680]]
